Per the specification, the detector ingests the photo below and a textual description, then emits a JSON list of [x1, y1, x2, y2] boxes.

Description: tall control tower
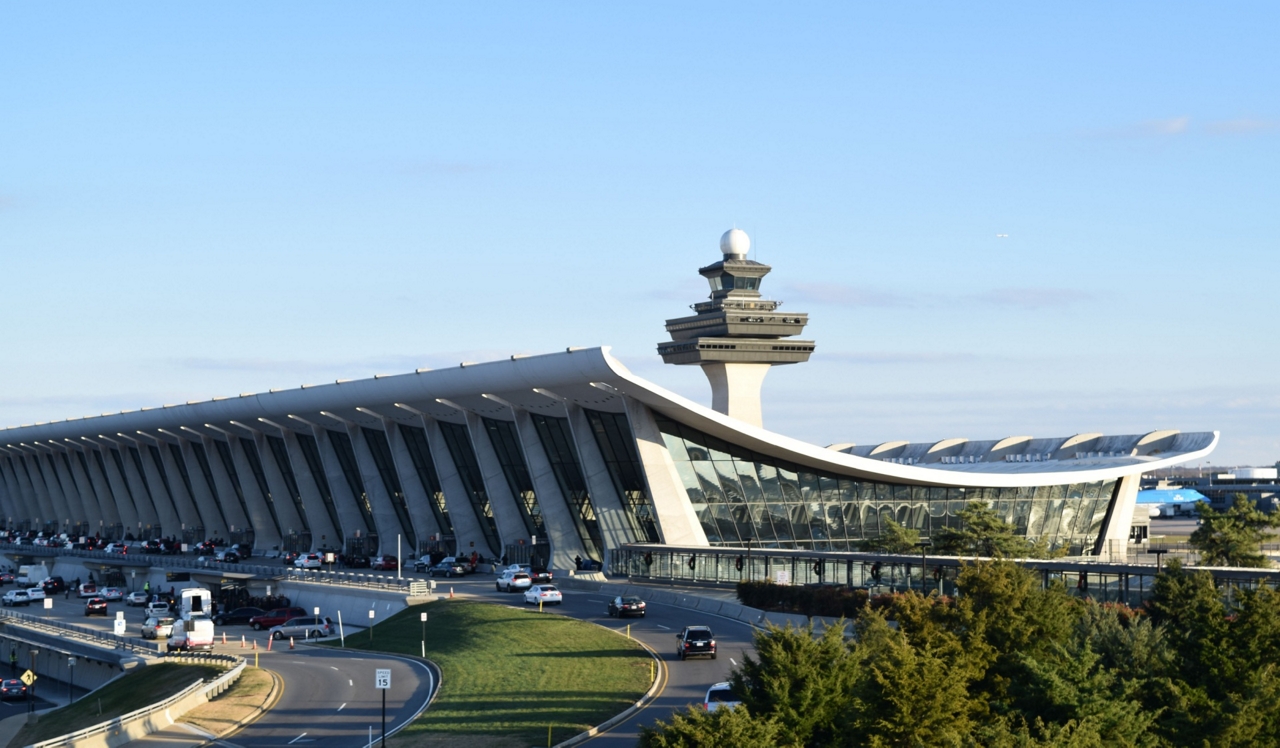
[[658, 229, 814, 427]]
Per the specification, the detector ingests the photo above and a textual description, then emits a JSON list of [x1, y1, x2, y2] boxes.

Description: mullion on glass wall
[[530, 414, 603, 559], [361, 427, 417, 550], [437, 421, 502, 554], [481, 418, 544, 538], [294, 433, 343, 539], [238, 438, 281, 534], [325, 430, 376, 535], [396, 424, 453, 538], [265, 435, 310, 533]]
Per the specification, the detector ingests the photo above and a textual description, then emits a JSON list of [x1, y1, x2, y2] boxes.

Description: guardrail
[[28, 656, 246, 748], [0, 608, 158, 655]]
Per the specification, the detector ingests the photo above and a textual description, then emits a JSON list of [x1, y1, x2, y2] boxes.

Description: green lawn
[[326, 599, 652, 746], [8, 662, 224, 747]]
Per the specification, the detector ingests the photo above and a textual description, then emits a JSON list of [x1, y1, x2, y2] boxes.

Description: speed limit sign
[[375, 668, 391, 690]]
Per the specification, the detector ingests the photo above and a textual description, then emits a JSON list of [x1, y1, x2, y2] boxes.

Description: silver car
[[268, 616, 332, 640], [141, 616, 176, 639]]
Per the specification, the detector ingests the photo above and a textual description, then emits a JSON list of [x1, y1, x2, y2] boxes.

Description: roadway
[[6, 563, 757, 746]]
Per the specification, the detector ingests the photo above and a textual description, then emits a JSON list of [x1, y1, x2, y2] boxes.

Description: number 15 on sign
[[375, 668, 391, 690]]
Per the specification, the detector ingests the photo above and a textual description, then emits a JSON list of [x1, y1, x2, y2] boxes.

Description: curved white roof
[[0, 347, 1216, 488]]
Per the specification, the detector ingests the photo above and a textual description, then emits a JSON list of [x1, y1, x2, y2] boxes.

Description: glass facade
[[361, 427, 417, 550], [265, 435, 310, 533], [583, 409, 661, 543], [530, 414, 602, 558], [481, 418, 545, 539], [397, 423, 453, 539], [437, 420, 502, 554], [326, 430, 376, 535], [655, 414, 1118, 552], [295, 432, 344, 538]]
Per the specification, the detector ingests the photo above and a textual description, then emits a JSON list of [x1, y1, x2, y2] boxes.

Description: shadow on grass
[[512, 649, 649, 659]]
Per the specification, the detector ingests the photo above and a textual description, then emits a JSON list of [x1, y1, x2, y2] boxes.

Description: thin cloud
[[818, 351, 979, 365], [1203, 118, 1279, 136], [975, 287, 1092, 310], [1086, 115, 1190, 139], [787, 282, 910, 308]]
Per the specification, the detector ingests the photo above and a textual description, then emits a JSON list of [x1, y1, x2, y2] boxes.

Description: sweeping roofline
[[1, 347, 1216, 489]]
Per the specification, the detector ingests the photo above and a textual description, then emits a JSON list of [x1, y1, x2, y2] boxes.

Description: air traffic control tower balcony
[[658, 229, 814, 427]]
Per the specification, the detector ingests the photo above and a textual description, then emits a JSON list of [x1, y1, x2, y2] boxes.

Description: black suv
[[41, 576, 66, 594], [675, 626, 716, 660]]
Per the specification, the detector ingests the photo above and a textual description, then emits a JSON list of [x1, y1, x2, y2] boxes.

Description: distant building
[[1143, 466, 1280, 512], [0, 230, 1218, 566]]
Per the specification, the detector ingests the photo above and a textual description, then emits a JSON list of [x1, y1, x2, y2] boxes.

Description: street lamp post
[[745, 537, 754, 582]]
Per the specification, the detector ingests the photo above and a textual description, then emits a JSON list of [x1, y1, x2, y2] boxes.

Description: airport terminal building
[[0, 231, 1217, 568]]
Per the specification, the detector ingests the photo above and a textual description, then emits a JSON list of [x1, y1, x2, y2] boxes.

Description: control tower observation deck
[[657, 229, 814, 428]]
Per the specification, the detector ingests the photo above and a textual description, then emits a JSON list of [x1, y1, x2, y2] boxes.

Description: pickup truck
[[675, 625, 717, 660]]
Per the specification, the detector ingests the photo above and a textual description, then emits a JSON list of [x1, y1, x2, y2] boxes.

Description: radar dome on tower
[[720, 228, 750, 259]]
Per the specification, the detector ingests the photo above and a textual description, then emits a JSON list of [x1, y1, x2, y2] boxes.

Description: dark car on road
[[214, 606, 267, 626], [676, 626, 716, 660], [249, 607, 308, 631], [84, 597, 109, 616], [426, 560, 465, 577], [372, 555, 399, 571], [608, 595, 647, 618], [42, 576, 66, 594], [344, 554, 371, 569], [0, 572, 12, 585], [0, 679, 26, 700]]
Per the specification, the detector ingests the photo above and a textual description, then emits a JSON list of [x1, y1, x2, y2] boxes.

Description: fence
[[0, 608, 158, 655]]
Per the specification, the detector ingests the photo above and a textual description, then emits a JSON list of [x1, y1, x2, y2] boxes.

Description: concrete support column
[[16, 451, 56, 526], [311, 426, 370, 542], [462, 411, 532, 552], [0, 457, 17, 522], [274, 426, 340, 551], [510, 408, 587, 570], [50, 449, 91, 530], [622, 396, 709, 547], [701, 362, 771, 428], [175, 437, 230, 540], [421, 415, 493, 558], [149, 435, 207, 539], [65, 447, 107, 533], [248, 430, 306, 545], [382, 418, 442, 554], [198, 437, 252, 535], [82, 447, 125, 535], [218, 433, 282, 550], [114, 444, 161, 533], [128, 439, 182, 540], [1095, 474, 1142, 561], [348, 424, 409, 557], [562, 404, 637, 565], [0, 455, 30, 525], [97, 446, 142, 534], [34, 451, 74, 533]]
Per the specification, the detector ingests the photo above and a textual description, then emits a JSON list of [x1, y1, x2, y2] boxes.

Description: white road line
[[337, 703, 346, 711], [656, 624, 671, 629], [288, 733, 308, 744], [349, 679, 353, 686], [731, 658, 738, 666], [330, 666, 340, 671], [589, 598, 607, 603]]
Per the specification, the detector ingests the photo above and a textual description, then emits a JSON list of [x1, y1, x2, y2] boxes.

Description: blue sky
[[2, 3, 1277, 465]]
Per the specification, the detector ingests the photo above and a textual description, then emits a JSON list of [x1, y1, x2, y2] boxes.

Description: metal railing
[[0, 608, 158, 655], [29, 656, 246, 748]]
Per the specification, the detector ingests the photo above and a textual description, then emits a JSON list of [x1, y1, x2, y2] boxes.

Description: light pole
[[745, 537, 754, 582], [67, 657, 74, 703], [420, 611, 427, 658]]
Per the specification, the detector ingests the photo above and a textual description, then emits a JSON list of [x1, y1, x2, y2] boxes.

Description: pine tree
[[1189, 494, 1280, 567], [860, 518, 920, 554], [639, 702, 791, 748], [931, 503, 1044, 558]]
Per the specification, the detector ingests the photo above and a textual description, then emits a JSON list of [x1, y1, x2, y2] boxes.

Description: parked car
[[145, 601, 171, 618], [608, 595, 647, 618], [268, 616, 332, 640], [214, 550, 240, 563], [229, 543, 253, 559], [344, 554, 371, 569], [676, 626, 717, 660], [24, 587, 45, 602], [77, 583, 99, 598], [84, 597, 109, 616], [440, 556, 473, 574], [249, 607, 308, 631], [427, 560, 466, 578], [0, 679, 26, 700], [504, 564, 552, 584], [1, 590, 30, 607], [495, 570, 532, 593], [294, 553, 322, 569], [103, 542, 129, 554], [703, 682, 741, 712], [524, 584, 563, 605], [412, 555, 433, 572], [41, 576, 66, 594], [213, 606, 266, 626], [126, 591, 150, 606], [371, 555, 399, 571], [141, 616, 176, 639], [282, 552, 300, 566], [100, 587, 124, 601], [0, 573, 12, 585]]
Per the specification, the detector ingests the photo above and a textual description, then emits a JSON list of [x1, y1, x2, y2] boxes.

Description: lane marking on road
[[288, 733, 308, 744], [656, 624, 670, 629], [349, 679, 353, 686], [589, 598, 607, 603], [337, 703, 346, 711], [330, 666, 340, 671], [731, 658, 738, 666]]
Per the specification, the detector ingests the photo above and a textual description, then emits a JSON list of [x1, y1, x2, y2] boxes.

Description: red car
[[371, 555, 399, 571], [84, 597, 109, 616], [249, 607, 307, 631]]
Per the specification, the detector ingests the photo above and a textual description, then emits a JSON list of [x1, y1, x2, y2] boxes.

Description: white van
[[16, 565, 49, 586], [179, 588, 212, 618], [168, 618, 215, 651]]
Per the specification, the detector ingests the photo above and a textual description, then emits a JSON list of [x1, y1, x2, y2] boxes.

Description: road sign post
[[368, 609, 375, 643], [375, 668, 391, 746]]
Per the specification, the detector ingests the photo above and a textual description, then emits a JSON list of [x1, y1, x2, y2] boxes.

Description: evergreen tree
[[931, 503, 1045, 558], [638, 702, 791, 748], [860, 518, 920, 554], [1189, 494, 1280, 567]]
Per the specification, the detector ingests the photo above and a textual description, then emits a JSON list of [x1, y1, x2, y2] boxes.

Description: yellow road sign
[[19, 670, 35, 686]]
